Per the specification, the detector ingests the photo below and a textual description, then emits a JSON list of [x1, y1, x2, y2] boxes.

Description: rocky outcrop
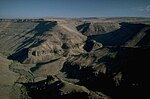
[[61, 47, 111, 80], [25, 40, 63, 63], [24, 21, 86, 63], [84, 40, 103, 52], [76, 22, 120, 36], [1, 18, 150, 99], [88, 22, 150, 46], [60, 46, 150, 99], [3, 20, 86, 63], [23, 75, 109, 99]]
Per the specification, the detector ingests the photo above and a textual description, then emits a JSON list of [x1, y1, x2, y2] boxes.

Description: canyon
[[0, 17, 150, 99]]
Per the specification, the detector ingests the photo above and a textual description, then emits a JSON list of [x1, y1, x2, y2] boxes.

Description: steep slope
[[61, 46, 149, 99], [24, 21, 86, 63], [77, 22, 150, 47], [31, 57, 66, 77], [0, 20, 39, 54], [0, 55, 21, 99], [125, 27, 150, 46], [4, 20, 86, 63], [23, 75, 109, 99], [0, 18, 150, 99], [76, 22, 120, 36]]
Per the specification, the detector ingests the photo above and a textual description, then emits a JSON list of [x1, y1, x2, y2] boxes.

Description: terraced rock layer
[[0, 17, 150, 99]]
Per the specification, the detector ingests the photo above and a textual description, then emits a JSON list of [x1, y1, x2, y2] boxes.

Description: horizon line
[[0, 16, 150, 19]]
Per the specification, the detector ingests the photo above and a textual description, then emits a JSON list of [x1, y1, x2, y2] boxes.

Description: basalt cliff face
[[0, 17, 150, 99]]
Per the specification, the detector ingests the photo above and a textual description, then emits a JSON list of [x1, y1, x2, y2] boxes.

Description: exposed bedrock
[[60, 46, 149, 99], [0, 18, 150, 99], [8, 20, 87, 63]]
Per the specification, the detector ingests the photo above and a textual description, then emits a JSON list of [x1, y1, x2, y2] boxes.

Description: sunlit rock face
[[0, 18, 150, 99], [76, 22, 121, 36]]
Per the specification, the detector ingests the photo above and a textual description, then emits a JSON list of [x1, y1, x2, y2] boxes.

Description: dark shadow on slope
[[8, 48, 29, 63], [108, 46, 149, 99], [22, 76, 90, 99], [61, 61, 114, 97], [136, 28, 150, 46], [61, 62, 81, 79], [76, 23, 91, 34], [91, 47, 149, 99], [88, 22, 149, 46], [83, 40, 95, 52], [22, 78, 64, 99], [16, 21, 57, 51], [61, 46, 150, 99], [8, 21, 57, 62]]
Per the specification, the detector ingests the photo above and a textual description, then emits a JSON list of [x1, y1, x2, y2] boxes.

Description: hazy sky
[[0, 0, 150, 18]]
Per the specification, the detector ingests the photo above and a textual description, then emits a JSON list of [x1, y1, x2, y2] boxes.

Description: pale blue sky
[[0, 0, 150, 18]]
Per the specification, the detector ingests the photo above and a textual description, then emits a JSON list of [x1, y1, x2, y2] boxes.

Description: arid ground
[[0, 17, 150, 99]]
